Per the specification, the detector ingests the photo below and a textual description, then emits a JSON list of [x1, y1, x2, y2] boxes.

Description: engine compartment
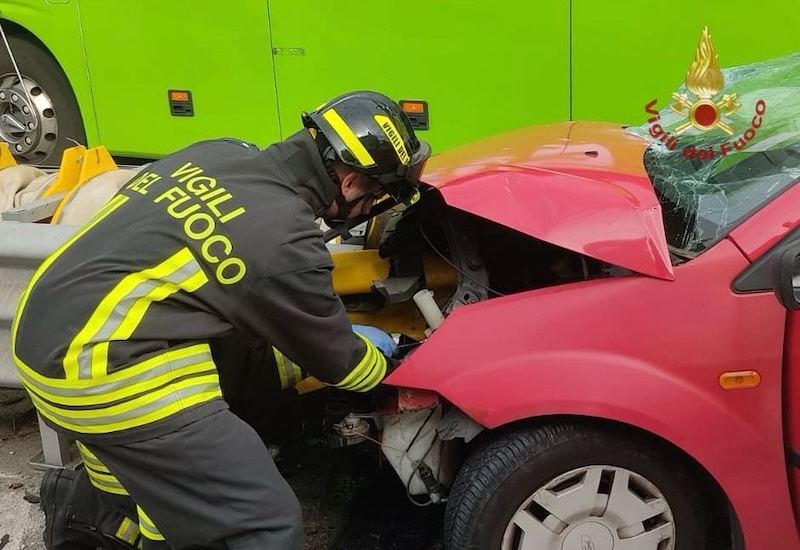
[[363, 189, 628, 346], [321, 189, 634, 499]]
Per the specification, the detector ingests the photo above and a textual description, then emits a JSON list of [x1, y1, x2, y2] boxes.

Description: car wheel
[[0, 35, 85, 164], [444, 422, 708, 550]]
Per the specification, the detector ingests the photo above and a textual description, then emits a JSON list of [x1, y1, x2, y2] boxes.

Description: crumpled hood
[[421, 122, 674, 280]]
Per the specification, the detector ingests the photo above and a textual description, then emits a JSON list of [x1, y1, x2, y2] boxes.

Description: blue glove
[[352, 325, 397, 357]]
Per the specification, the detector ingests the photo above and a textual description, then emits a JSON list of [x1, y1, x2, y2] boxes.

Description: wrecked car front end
[[321, 120, 670, 499]]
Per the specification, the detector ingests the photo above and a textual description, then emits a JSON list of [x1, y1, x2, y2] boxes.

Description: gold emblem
[[670, 27, 741, 135]]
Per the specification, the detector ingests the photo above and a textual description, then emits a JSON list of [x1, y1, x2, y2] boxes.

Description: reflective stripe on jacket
[[13, 132, 388, 443]]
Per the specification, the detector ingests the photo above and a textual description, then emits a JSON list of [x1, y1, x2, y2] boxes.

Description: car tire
[[444, 422, 708, 550], [0, 35, 85, 164]]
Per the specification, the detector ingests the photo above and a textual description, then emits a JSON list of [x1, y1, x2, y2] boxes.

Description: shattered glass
[[627, 51, 800, 255]]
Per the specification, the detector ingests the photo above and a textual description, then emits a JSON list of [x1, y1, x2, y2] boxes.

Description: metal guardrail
[[0, 221, 75, 387], [0, 221, 77, 468]]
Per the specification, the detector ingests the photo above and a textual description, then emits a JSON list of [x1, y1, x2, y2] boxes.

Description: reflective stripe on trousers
[[76, 441, 162, 545], [137, 505, 165, 542], [77, 441, 129, 496]]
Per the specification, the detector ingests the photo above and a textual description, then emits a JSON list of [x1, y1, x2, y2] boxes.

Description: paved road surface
[[0, 412, 444, 550]]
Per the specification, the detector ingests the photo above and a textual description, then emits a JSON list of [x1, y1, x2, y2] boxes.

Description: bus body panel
[[267, 0, 571, 152], [572, 0, 800, 123], [75, 0, 281, 156], [0, 1, 797, 157], [0, 0, 99, 145]]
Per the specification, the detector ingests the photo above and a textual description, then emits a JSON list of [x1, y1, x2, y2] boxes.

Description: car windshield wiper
[[668, 245, 697, 263]]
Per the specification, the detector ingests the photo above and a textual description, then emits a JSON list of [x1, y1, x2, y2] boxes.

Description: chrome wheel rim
[[501, 465, 676, 550], [0, 73, 58, 162]]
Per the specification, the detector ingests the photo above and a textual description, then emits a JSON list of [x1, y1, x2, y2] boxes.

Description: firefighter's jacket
[[12, 130, 389, 444]]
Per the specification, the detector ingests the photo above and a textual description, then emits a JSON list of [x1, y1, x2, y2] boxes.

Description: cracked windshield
[[629, 48, 800, 256]]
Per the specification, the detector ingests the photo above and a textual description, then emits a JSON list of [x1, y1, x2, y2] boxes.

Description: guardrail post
[[29, 413, 73, 469]]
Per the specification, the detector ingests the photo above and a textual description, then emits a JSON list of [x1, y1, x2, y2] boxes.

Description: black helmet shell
[[302, 91, 431, 203]]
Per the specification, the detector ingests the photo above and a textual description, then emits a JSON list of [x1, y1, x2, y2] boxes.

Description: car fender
[[386, 240, 795, 545], [390, 330, 796, 547], [415, 348, 758, 441]]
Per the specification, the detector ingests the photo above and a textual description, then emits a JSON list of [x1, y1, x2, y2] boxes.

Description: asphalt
[[0, 412, 45, 550], [0, 410, 444, 550]]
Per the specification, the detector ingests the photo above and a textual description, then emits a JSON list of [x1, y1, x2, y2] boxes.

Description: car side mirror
[[771, 244, 800, 310]]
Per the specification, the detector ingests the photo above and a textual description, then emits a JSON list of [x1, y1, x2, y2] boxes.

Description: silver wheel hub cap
[[0, 74, 58, 162], [501, 465, 676, 550]]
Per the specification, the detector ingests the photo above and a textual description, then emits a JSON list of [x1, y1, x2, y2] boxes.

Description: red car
[[320, 114, 800, 550]]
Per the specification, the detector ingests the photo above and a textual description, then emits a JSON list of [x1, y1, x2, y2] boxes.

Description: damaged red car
[[311, 53, 800, 550]]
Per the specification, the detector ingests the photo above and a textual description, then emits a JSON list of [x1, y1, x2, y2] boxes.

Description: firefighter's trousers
[[81, 408, 304, 549]]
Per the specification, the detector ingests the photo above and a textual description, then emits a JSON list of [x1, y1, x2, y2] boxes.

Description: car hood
[[421, 122, 674, 280]]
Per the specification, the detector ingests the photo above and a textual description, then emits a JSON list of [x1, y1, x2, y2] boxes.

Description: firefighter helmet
[[302, 91, 431, 204]]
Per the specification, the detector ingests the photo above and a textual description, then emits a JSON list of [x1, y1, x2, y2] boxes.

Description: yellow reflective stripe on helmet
[[63, 247, 209, 380], [374, 114, 410, 165], [137, 506, 164, 541], [11, 195, 129, 371], [115, 517, 140, 545], [322, 108, 375, 167], [334, 334, 387, 392]]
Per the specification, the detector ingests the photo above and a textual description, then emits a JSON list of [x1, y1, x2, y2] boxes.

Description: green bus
[[0, 0, 796, 164]]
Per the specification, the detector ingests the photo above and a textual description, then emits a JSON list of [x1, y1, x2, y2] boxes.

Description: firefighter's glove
[[352, 325, 397, 357]]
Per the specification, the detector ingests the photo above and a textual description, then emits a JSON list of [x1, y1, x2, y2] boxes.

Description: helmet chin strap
[[333, 190, 355, 220], [310, 128, 373, 224], [325, 189, 372, 225]]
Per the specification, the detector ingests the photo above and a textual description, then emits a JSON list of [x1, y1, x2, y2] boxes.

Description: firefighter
[[13, 90, 431, 549]]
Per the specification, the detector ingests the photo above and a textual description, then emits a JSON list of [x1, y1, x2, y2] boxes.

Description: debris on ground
[[0, 412, 444, 549]]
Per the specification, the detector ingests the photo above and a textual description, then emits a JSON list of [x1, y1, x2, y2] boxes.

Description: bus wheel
[[0, 35, 85, 164]]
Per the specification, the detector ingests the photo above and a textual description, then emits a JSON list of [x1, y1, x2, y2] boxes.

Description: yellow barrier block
[[50, 146, 119, 224], [41, 145, 86, 198], [0, 142, 18, 169], [77, 146, 118, 185], [330, 249, 390, 295], [294, 376, 327, 395]]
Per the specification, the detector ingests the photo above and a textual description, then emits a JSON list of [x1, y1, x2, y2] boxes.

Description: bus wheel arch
[[0, 21, 85, 164]]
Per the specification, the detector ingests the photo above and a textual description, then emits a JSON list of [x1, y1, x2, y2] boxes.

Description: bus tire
[[0, 34, 85, 164]]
